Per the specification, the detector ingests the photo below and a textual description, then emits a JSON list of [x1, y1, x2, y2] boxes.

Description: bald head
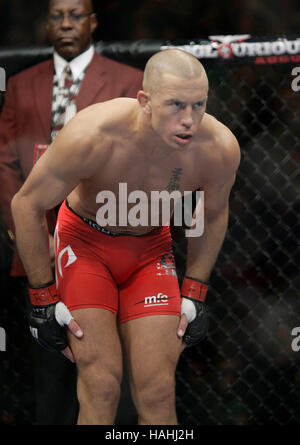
[[143, 49, 208, 96]]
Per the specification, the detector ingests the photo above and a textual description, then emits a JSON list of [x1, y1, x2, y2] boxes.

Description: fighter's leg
[[117, 228, 182, 425], [68, 308, 123, 425], [55, 230, 122, 423], [119, 314, 182, 425]]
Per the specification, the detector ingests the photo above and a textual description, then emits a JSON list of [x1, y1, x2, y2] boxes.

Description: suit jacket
[[0, 52, 143, 275]]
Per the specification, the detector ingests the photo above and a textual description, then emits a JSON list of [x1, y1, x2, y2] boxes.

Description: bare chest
[[91, 152, 200, 196], [69, 144, 204, 230]]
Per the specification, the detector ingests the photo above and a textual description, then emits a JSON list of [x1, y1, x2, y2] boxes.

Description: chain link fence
[[0, 44, 300, 425], [174, 61, 300, 425]]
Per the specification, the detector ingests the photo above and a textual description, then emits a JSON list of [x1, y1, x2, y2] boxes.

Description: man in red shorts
[[11, 49, 240, 425]]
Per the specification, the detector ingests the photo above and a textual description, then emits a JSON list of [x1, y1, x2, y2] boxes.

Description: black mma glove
[[28, 281, 73, 352], [180, 276, 209, 347]]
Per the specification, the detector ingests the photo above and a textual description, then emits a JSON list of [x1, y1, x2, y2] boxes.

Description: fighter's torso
[[66, 100, 225, 235]]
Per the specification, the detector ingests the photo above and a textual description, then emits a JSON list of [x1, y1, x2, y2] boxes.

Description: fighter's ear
[[137, 90, 152, 115]]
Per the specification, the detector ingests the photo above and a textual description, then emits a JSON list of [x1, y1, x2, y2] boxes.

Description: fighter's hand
[[177, 312, 189, 352], [177, 277, 209, 350], [55, 302, 84, 363], [28, 281, 83, 363], [179, 297, 209, 349]]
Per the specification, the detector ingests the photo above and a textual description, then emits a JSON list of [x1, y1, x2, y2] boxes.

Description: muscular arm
[[185, 133, 240, 282], [177, 131, 240, 348], [0, 77, 24, 234], [11, 114, 98, 287]]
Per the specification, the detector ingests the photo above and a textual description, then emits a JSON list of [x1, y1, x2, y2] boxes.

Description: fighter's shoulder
[[202, 113, 240, 170], [78, 97, 136, 123], [65, 98, 135, 133], [48, 103, 113, 178], [55, 98, 137, 157]]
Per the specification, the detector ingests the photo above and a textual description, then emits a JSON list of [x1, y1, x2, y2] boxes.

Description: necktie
[[51, 65, 74, 141]]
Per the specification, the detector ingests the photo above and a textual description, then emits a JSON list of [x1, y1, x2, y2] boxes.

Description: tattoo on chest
[[166, 168, 183, 192]]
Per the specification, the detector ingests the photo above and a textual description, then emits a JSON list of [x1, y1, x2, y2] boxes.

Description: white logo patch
[[144, 293, 169, 307], [55, 223, 77, 279]]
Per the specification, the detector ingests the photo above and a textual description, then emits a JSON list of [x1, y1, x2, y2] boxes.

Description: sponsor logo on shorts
[[156, 254, 177, 278], [144, 293, 169, 307], [135, 293, 177, 308], [54, 223, 78, 284], [135, 292, 179, 309]]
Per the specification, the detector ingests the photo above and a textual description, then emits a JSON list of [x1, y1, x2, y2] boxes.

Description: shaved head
[[143, 49, 208, 95]]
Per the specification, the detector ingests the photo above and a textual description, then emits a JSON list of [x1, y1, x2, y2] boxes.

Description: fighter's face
[[47, 0, 98, 61], [149, 73, 208, 150]]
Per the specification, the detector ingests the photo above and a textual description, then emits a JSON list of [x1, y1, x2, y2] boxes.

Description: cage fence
[[0, 36, 299, 425]]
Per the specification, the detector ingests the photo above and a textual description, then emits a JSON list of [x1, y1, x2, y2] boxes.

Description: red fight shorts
[[55, 200, 181, 324]]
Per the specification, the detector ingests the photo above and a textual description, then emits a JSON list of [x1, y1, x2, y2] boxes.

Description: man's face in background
[[47, 0, 98, 60]]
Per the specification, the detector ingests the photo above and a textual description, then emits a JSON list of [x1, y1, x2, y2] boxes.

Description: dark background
[[0, 0, 299, 45]]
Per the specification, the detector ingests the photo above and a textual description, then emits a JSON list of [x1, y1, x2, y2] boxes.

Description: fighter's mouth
[[175, 134, 192, 143]]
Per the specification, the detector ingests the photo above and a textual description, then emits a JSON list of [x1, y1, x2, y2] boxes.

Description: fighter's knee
[[134, 375, 175, 412], [78, 364, 122, 406]]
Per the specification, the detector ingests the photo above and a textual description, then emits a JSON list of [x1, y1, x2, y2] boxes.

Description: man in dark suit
[[0, 0, 142, 424]]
